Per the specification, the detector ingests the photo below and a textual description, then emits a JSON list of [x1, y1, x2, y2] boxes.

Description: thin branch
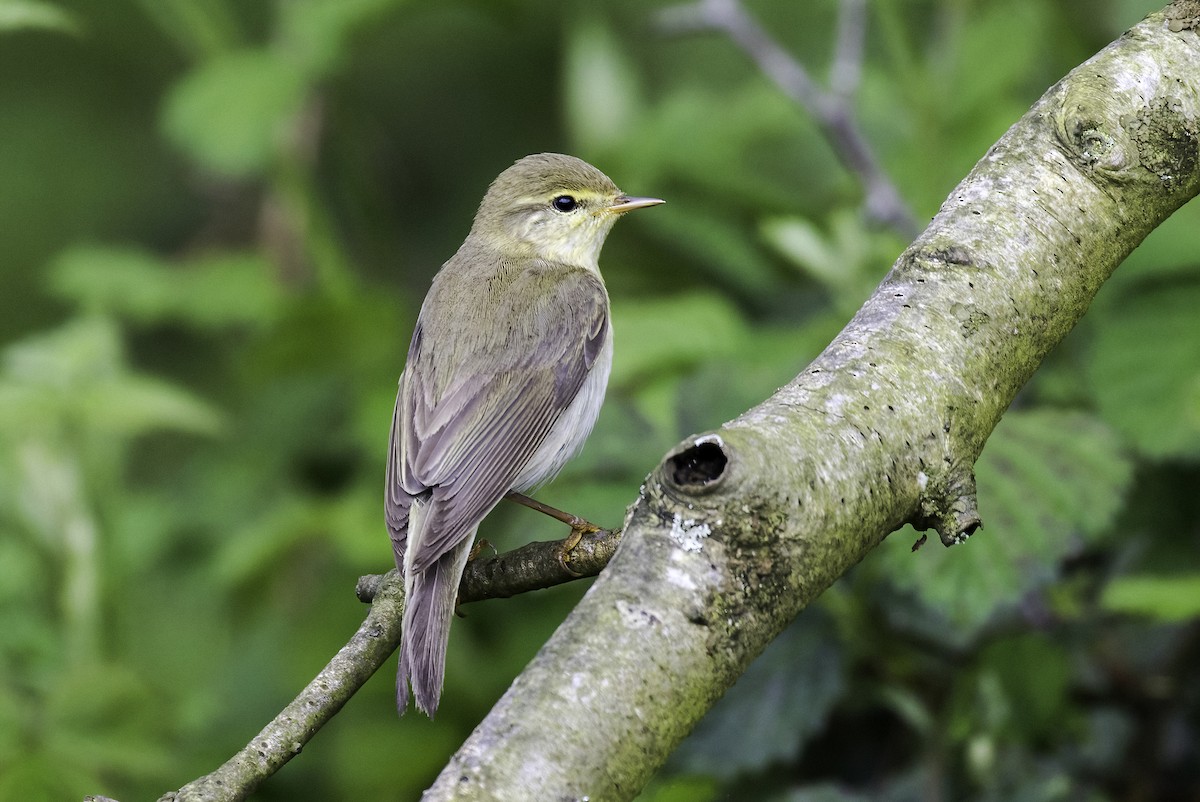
[[831, 0, 867, 98], [356, 525, 622, 605], [149, 528, 617, 802], [156, 572, 404, 802], [659, 0, 920, 237], [659, 0, 825, 108]]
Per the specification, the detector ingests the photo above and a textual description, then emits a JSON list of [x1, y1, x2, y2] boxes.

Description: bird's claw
[[557, 522, 598, 578]]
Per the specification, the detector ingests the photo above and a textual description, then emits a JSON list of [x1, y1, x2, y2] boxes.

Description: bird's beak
[[608, 195, 665, 214]]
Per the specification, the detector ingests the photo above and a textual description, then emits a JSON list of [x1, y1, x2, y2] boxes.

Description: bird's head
[[471, 153, 663, 269]]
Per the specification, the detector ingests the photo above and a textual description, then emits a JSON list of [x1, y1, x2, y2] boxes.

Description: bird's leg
[[506, 491, 600, 532], [505, 491, 601, 576], [467, 539, 496, 562]]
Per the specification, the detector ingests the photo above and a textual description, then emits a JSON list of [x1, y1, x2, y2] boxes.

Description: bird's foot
[[504, 491, 603, 577], [557, 519, 601, 578]]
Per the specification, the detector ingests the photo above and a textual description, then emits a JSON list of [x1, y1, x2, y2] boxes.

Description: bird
[[385, 153, 663, 716]]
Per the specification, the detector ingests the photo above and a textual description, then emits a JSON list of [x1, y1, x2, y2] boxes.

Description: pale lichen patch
[[669, 513, 711, 552]]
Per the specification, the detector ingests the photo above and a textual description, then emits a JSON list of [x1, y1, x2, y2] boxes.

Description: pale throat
[[516, 213, 615, 272]]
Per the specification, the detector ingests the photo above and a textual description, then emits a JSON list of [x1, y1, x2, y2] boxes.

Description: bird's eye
[[551, 195, 578, 212]]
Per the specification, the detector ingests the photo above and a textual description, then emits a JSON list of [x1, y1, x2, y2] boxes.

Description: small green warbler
[[385, 153, 663, 716]]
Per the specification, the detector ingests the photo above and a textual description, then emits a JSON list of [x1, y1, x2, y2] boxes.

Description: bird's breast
[[511, 324, 613, 493]]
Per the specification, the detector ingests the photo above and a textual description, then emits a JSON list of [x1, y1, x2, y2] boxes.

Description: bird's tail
[[397, 502, 475, 717]]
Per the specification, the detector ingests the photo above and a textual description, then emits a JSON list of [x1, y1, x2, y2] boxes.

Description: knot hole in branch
[[667, 436, 729, 494]]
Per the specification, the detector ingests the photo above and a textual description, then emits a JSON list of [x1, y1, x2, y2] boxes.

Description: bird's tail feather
[[397, 508, 475, 717]]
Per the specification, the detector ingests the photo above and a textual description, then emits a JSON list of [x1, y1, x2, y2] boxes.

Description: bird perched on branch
[[385, 153, 663, 716]]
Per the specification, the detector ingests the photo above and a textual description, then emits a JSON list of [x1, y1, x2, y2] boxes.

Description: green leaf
[[760, 216, 841, 286], [0, 0, 81, 35], [564, 14, 641, 155], [676, 315, 842, 433], [211, 497, 322, 587], [1101, 574, 1200, 622], [979, 410, 1134, 537], [1, 315, 122, 386], [328, 717, 466, 800], [670, 611, 845, 779], [947, 0, 1048, 120], [954, 634, 1073, 743], [132, 0, 242, 60], [48, 663, 175, 778], [628, 84, 838, 209], [611, 292, 748, 388], [279, 0, 402, 77], [1087, 275, 1200, 459], [50, 246, 284, 328], [648, 204, 780, 295], [82, 375, 223, 437], [0, 536, 47, 605], [1112, 203, 1200, 284], [0, 752, 95, 801], [0, 316, 222, 438], [876, 410, 1134, 635], [760, 210, 905, 311], [161, 49, 308, 177], [635, 776, 721, 802]]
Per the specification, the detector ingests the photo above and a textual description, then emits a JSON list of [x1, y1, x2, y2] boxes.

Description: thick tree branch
[[425, 5, 1200, 800]]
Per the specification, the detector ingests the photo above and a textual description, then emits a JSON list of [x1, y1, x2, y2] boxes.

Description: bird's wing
[[385, 378, 413, 568], [390, 262, 609, 575]]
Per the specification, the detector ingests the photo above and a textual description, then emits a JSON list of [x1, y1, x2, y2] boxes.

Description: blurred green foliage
[[0, 0, 1197, 800]]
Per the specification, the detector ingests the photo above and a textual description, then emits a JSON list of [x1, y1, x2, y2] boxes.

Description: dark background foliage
[[1, 1, 1197, 800]]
